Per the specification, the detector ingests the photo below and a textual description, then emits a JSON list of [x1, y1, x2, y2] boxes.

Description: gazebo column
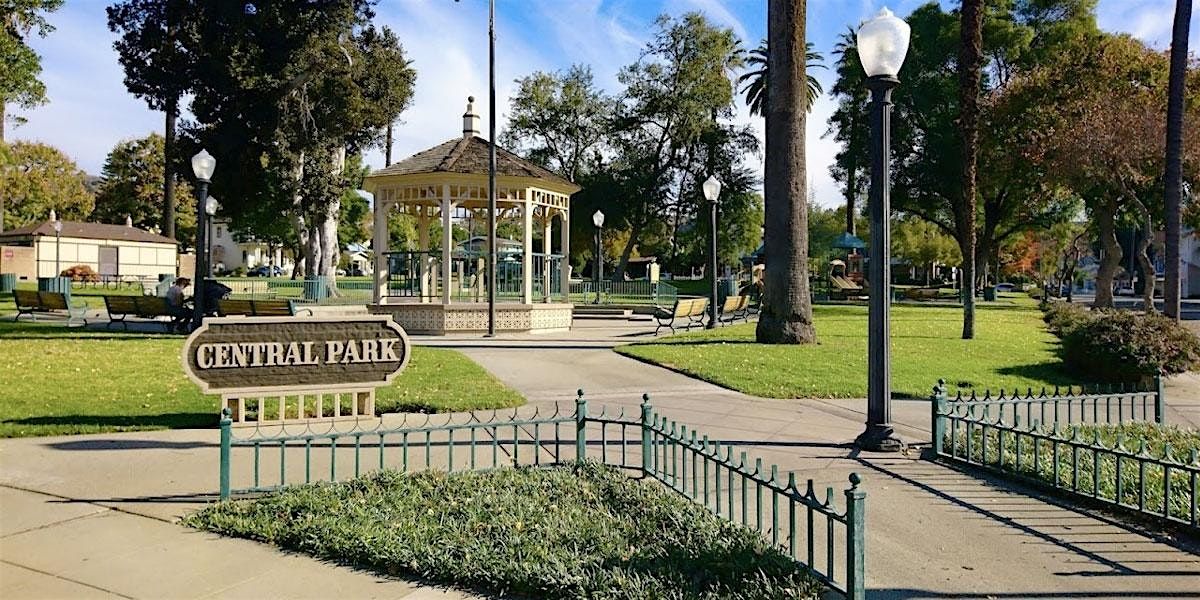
[[417, 206, 430, 302], [441, 185, 453, 304], [372, 198, 389, 304], [542, 208, 552, 303], [522, 192, 533, 304], [559, 209, 570, 303]]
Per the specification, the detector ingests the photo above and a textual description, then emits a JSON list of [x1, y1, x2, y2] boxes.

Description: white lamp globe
[[593, 210, 605, 228], [702, 175, 722, 203], [857, 7, 911, 78], [191, 149, 217, 182], [52, 220, 63, 234], [205, 196, 220, 216]]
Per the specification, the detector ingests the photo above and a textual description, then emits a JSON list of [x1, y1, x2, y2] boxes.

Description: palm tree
[[958, 0, 984, 340], [1163, 0, 1192, 320], [756, 0, 816, 344], [738, 39, 824, 116]]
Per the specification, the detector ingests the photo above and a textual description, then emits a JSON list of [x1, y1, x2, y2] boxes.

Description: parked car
[[247, 265, 283, 277]]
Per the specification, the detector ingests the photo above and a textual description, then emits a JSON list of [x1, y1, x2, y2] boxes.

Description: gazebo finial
[[463, 96, 480, 137]]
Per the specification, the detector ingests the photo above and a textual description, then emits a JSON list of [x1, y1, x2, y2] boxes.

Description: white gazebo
[[363, 97, 580, 335]]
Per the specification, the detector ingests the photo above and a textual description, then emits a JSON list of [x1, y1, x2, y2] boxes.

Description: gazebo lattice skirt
[[368, 302, 573, 335]]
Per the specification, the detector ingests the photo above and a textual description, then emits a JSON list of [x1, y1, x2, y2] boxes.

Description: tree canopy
[[1, 0, 63, 139], [93, 133, 196, 243], [0, 141, 93, 229]]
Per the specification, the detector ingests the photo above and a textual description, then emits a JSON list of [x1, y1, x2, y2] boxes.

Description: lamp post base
[[855, 423, 904, 452]]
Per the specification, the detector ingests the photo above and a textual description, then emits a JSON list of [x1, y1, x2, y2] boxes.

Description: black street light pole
[[192, 179, 210, 329], [592, 210, 604, 305], [856, 74, 903, 452], [486, 0, 497, 337], [854, 7, 909, 453], [702, 176, 721, 329]]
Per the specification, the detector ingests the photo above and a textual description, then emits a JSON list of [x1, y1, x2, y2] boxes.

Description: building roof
[[0, 220, 177, 246], [367, 135, 580, 192]]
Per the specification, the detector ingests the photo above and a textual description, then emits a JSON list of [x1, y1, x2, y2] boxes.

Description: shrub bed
[[1057, 309, 1200, 381], [186, 463, 822, 599]]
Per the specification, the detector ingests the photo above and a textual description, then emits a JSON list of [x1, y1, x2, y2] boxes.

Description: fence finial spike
[[848, 472, 862, 490], [220, 407, 232, 419], [642, 393, 651, 403], [577, 389, 584, 399]]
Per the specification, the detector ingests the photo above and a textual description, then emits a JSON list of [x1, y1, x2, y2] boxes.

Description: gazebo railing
[[383, 250, 564, 302]]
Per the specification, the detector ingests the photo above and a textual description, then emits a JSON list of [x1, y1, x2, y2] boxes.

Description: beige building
[[0, 218, 178, 281]]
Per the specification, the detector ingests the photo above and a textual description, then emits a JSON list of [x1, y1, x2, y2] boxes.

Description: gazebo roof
[[367, 135, 580, 193]]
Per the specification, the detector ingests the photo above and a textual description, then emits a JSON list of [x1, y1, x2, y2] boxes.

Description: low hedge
[[186, 463, 823, 599], [1042, 301, 1097, 337], [1058, 308, 1200, 382]]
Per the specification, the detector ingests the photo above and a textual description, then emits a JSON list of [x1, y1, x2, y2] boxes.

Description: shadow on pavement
[[6, 413, 215, 432]]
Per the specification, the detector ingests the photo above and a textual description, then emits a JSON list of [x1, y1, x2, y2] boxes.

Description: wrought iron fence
[[383, 250, 565, 302], [213, 277, 374, 305], [218, 393, 866, 599], [568, 279, 679, 306], [931, 379, 1198, 531]]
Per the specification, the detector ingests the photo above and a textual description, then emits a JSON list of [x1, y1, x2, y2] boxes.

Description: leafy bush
[[1041, 301, 1096, 337], [186, 463, 823, 599], [59, 264, 99, 282], [1060, 310, 1200, 381]]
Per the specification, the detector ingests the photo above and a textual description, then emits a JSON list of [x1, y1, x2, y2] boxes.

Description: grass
[[617, 300, 1076, 399], [946, 422, 1200, 523], [0, 320, 522, 437], [185, 463, 823, 600]]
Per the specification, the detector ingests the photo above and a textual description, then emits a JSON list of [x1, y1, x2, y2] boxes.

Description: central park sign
[[182, 315, 410, 396]]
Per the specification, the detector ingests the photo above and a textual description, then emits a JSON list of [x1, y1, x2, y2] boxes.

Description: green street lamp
[[855, 7, 909, 452]]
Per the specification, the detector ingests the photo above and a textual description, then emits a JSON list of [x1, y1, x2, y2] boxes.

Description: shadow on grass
[[3, 413, 215, 432], [994, 361, 1078, 387]]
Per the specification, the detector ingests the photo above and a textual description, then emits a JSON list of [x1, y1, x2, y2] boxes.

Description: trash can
[[303, 276, 329, 301], [37, 276, 72, 301], [0, 273, 15, 294], [983, 286, 997, 302]]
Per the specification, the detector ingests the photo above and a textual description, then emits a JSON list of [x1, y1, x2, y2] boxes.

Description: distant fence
[[568, 280, 678, 306], [213, 277, 373, 305], [931, 378, 1198, 531], [218, 393, 866, 599]]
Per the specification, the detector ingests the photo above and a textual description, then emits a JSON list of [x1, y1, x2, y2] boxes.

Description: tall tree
[[108, 0, 190, 240], [756, 0, 815, 344], [1163, 0, 1193, 319], [737, 39, 823, 117], [1, 0, 62, 140], [825, 27, 868, 235], [0, 141, 93, 229], [93, 133, 196, 243], [178, 1, 416, 288], [958, 0, 984, 339], [501, 65, 612, 183]]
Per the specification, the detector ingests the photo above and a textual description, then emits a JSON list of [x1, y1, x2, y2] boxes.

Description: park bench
[[718, 295, 751, 325], [103, 295, 177, 331], [217, 298, 313, 317], [653, 297, 708, 335], [13, 289, 88, 326]]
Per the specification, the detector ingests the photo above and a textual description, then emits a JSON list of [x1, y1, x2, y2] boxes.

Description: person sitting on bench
[[166, 277, 193, 332]]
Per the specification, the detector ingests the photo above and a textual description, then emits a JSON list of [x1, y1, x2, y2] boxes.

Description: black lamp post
[[593, 210, 604, 304], [191, 149, 216, 329], [702, 175, 722, 328], [52, 219, 63, 276], [205, 196, 220, 277], [854, 8, 910, 452]]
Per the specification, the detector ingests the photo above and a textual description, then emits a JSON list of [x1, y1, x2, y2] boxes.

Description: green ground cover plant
[[186, 463, 823, 599], [945, 422, 1200, 522], [0, 320, 522, 437], [1042, 303, 1200, 382], [617, 302, 1075, 398]]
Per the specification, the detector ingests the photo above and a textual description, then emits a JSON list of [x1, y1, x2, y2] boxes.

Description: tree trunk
[[756, 0, 815, 344], [958, 0, 984, 338], [385, 122, 394, 166], [615, 222, 642, 282], [163, 95, 178, 240], [1094, 199, 1121, 308], [1163, 0, 1192, 319], [1, 102, 5, 142], [1134, 200, 1156, 311]]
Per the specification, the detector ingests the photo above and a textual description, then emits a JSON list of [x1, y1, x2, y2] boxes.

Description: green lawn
[[617, 302, 1076, 399], [0, 320, 522, 437], [186, 463, 822, 599]]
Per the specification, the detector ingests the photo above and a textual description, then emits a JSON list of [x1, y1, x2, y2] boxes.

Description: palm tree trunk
[[756, 0, 816, 344], [163, 94, 178, 240], [1163, 0, 1192, 319], [958, 0, 984, 339]]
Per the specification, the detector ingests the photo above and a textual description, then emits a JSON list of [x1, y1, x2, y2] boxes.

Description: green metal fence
[[931, 379, 1198, 531], [568, 280, 678, 306], [218, 392, 866, 599], [214, 277, 374, 305]]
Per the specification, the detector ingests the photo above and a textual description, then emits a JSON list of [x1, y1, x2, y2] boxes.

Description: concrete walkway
[[3, 318, 1199, 599]]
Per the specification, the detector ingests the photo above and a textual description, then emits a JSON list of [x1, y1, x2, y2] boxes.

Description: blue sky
[[11, 0, 1197, 208]]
